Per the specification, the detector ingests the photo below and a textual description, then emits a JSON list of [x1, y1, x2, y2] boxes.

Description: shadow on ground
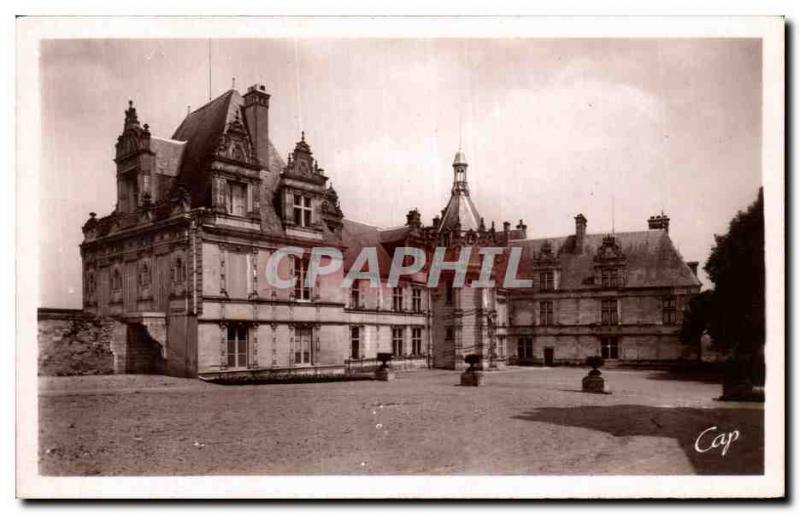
[[643, 369, 724, 384], [513, 405, 763, 475]]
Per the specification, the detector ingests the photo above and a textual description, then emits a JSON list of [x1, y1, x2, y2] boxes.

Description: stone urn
[[460, 354, 485, 386], [374, 352, 396, 381], [582, 356, 610, 394]]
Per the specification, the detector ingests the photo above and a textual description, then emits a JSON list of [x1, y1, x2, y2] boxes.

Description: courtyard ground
[[38, 367, 764, 476]]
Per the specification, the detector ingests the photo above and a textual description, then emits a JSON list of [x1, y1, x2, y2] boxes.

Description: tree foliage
[[703, 187, 765, 354]]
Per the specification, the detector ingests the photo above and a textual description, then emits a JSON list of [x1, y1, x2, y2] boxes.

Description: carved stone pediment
[[214, 113, 256, 165], [534, 240, 559, 268], [594, 235, 626, 264]]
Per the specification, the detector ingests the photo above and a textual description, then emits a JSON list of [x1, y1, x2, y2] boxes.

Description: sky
[[38, 38, 762, 308]]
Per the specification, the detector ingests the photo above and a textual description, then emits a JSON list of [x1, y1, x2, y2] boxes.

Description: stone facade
[[77, 85, 701, 379]]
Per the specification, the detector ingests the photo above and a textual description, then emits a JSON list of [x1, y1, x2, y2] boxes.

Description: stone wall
[[37, 308, 118, 376], [38, 308, 167, 376]]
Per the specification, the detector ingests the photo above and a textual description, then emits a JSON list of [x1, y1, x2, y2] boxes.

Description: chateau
[[79, 85, 702, 379]]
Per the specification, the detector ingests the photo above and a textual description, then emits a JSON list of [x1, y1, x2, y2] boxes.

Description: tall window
[[392, 287, 403, 311], [121, 176, 138, 213], [411, 327, 422, 355], [350, 326, 360, 359], [350, 280, 361, 309], [539, 300, 554, 326], [600, 336, 619, 359], [226, 324, 249, 368], [227, 181, 247, 216], [293, 193, 312, 227], [172, 257, 185, 284], [540, 270, 555, 291], [294, 327, 312, 365], [392, 327, 404, 357], [445, 327, 454, 341], [601, 298, 618, 325], [138, 262, 150, 287], [412, 288, 422, 313], [601, 268, 620, 288], [111, 268, 122, 291], [293, 256, 311, 301], [445, 281, 454, 305], [662, 296, 677, 324], [518, 337, 533, 360], [86, 271, 96, 297]]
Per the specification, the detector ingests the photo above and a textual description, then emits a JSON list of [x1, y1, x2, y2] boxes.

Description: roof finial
[[232, 77, 236, 90], [301, 130, 305, 142]]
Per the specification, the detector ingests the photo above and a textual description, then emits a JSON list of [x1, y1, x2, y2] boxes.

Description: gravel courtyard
[[38, 367, 764, 476]]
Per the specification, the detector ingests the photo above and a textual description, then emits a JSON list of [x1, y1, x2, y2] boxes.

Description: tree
[[703, 187, 765, 387], [680, 289, 714, 348]]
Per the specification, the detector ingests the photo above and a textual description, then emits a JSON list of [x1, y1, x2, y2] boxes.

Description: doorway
[[544, 347, 555, 367]]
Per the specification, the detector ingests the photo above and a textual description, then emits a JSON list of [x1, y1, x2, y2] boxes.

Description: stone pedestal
[[460, 370, 485, 387], [582, 373, 609, 394], [375, 367, 396, 381]]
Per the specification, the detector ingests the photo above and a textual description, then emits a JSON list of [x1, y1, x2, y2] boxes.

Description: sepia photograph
[[15, 16, 785, 499]]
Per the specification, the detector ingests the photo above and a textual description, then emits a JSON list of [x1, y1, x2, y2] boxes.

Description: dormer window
[[293, 194, 312, 227], [601, 268, 620, 288], [540, 270, 555, 291], [227, 181, 247, 216]]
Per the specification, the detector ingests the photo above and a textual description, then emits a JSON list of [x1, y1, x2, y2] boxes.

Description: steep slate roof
[[510, 229, 701, 290], [438, 191, 481, 233], [150, 136, 186, 177], [168, 89, 285, 206], [341, 219, 395, 277]]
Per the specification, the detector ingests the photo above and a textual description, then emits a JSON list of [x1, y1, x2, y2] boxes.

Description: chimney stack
[[687, 261, 699, 277], [575, 213, 587, 253], [648, 213, 670, 233], [242, 84, 271, 170]]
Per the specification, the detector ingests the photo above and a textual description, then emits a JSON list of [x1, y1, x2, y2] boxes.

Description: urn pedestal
[[582, 370, 609, 394], [460, 370, 485, 387], [375, 367, 396, 382], [375, 352, 395, 382], [460, 354, 485, 386]]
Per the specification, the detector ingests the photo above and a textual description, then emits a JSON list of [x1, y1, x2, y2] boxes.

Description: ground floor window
[[392, 327, 404, 357], [411, 327, 422, 355], [350, 326, 360, 359], [226, 324, 249, 368], [600, 336, 619, 360], [294, 327, 312, 365], [518, 337, 533, 360]]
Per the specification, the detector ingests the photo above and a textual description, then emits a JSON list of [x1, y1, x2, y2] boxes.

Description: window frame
[[292, 193, 313, 227], [600, 298, 619, 325], [540, 270, 555, 291], [294, 327, 313, 365], [293, 255, 312, 301], [349, 280, 361, 309], [350, 326, 360, 360], [227, 180, 248, 217], [392, 286, 404, 312], [226, 324, 249, 369], [411, 288, 422, 313], [411, 327, 423, 356], [539, 300, 554, 326], [391, 327, 404, 357], [600, 336, 620, 360], [662, 296, 677, 325]]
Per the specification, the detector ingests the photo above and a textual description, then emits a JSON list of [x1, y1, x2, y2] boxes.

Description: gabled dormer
[[208, 107, 263, 221], [594, 235, 627, 288], [278, 132, 329, 239], [114, 100, 155, 214], [533, 240, 561, 291]]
